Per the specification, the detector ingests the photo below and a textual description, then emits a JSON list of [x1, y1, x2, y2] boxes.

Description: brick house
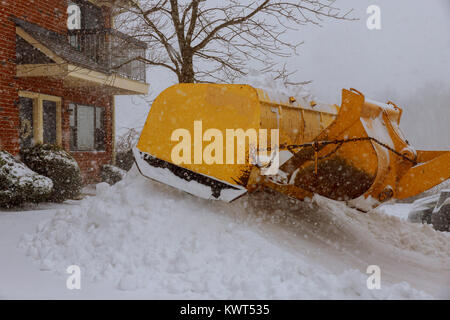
[[0, 0, 149, 183]]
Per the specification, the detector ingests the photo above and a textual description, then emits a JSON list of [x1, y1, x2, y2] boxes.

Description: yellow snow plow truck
[[133, 84, 450, 213]]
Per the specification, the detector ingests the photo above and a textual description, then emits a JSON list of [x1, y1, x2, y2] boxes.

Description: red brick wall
[[17, 78, 114, 184], [0, 0, 114, 184]]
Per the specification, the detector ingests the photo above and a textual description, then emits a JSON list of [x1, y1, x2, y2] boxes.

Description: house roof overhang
[[17, 63, 149, 95], [14, 19, 149, 96]]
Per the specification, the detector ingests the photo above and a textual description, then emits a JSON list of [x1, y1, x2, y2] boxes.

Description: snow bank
[[314, 195, 450, 260], [19, 166, 439, 299]]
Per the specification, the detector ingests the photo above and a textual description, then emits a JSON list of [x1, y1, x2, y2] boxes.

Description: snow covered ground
[[1, 167, 448, 299]]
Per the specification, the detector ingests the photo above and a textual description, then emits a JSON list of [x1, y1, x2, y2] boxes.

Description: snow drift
[[20, 166, 449, 299]]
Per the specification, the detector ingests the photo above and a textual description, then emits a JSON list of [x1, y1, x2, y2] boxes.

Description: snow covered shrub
[[0, 150, 53, 207], [115, 149, 134, 171], [21, 144, 82, 202], [101, 164, 126, 185]]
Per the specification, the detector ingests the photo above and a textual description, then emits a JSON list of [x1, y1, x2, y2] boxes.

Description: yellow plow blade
[[135, 84, 449, 205]]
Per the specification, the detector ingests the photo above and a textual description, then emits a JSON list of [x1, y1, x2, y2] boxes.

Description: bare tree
[[113, 0, 353, 83]]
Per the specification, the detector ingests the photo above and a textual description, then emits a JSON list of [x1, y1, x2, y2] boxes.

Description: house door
[[19, 97, 34, 148]]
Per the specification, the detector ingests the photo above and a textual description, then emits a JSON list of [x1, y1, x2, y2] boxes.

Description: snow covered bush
[[101, 164, 126, 185], [0, 150, 53, 208], [21, 144, 82, 202], [115, 149, 134, 171]]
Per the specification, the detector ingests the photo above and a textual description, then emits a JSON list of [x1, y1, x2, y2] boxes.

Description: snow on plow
[[133, 147, 247, 202], [134, 84, 450, 208]]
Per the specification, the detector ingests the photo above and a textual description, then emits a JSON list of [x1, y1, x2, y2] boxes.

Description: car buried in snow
[[408, 189, 450, 232]]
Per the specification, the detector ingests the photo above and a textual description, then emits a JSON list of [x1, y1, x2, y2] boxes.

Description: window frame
[[69, 0, 104, 30], [18, 91, 62, 147], [69, 103, 106, 152]]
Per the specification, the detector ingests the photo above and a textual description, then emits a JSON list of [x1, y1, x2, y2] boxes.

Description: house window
[[18, 92, 62, 148], [67, 0, 104, 53], [18, 97, 34, 149], [69, 104, 106, 151], [68, 0, 104, 30], [67, 1, 82, 30]]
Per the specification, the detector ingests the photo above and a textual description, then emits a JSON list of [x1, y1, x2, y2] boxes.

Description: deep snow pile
[[20, 167, 449, 299]]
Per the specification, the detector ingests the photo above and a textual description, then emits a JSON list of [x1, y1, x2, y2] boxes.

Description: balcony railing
[[68, 28, 147, 82]]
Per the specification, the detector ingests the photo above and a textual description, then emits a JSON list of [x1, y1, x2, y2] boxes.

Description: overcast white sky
[[117, 0, 449, 149], [290, 0, 450, 102]]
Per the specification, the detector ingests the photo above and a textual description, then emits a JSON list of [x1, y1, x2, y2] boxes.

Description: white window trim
[[69, 103, 106, 152]]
